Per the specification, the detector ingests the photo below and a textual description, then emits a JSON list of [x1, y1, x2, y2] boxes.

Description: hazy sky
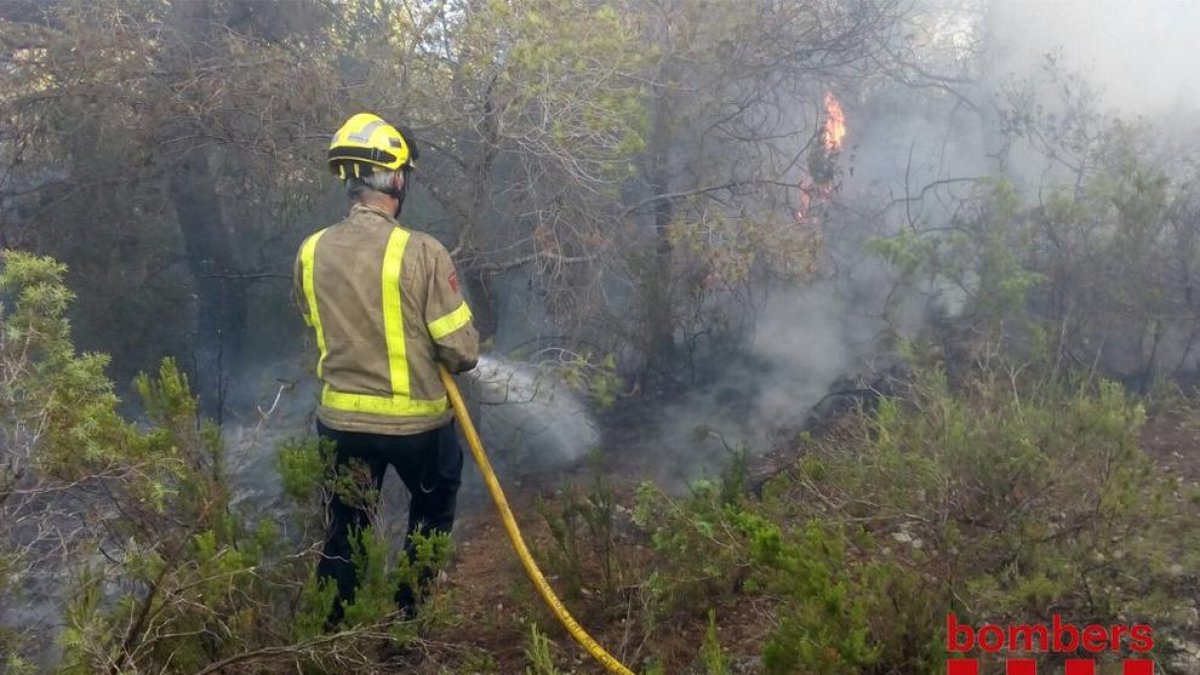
[[992, 0, 1200, 115]]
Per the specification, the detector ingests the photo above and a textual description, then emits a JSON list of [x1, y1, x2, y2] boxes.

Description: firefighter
[[293, 113, 479, 625]]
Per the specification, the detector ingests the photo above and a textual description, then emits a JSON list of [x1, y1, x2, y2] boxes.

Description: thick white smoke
[[988, 0, 1200, 116]]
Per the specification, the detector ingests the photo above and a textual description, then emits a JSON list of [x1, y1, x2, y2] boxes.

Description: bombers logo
[[946, 613, 1156, 674]]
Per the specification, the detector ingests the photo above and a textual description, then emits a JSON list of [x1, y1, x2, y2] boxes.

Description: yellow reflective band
[[321, 384, 449, 416], [299, 229, 329, 378], [306, 226, 451, 418], [428, 301, 473, 340], [381, 227, 411, 399]]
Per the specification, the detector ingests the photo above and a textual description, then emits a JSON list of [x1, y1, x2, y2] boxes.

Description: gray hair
[[345, 169, 400, 200]]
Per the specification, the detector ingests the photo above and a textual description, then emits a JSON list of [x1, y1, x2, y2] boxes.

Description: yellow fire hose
[[438, 365, 634, 675]]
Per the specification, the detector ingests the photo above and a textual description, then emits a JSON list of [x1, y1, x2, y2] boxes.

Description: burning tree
[[797, 91, 849, 223]]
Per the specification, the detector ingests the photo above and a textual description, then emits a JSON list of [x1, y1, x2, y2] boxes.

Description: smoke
[[987, 0, 1200, 117], [467, 355, 600, 469], [631, 0, 1200, 482], [620, 280, 879, 487], [221, 354, 599, 515], [234, 0, 1200, 493]]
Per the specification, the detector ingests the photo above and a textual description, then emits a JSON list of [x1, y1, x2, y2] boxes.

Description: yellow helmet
[[327, 112, 418, 180]]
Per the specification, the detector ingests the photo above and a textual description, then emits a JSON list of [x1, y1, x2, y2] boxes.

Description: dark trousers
[[316, 419, 463, 624]]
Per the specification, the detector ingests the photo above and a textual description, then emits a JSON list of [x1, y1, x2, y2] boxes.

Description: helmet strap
[[390, 168, 412, 218]]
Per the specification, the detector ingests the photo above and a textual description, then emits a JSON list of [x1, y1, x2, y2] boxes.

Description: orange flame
[[823, 91, 846, 153], [795, 91, 846, 223]]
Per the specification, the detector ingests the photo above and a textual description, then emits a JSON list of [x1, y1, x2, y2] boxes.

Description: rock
[[1166, 638, 1200, 675], [891, 530, 923, 548], [731, 655, 764, 674]]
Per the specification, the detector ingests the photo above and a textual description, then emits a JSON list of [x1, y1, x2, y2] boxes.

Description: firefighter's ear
[[393, 172, 405, 192]]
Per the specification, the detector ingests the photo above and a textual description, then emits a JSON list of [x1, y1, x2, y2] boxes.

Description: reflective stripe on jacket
[[293, 203, 479, 435]]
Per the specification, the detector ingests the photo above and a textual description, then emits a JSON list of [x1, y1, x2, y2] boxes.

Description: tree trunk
[[641, 78, 678, 381], [169, 149, 245, 420], [462, 267, 499, 341], [459, 75, 502, 341]]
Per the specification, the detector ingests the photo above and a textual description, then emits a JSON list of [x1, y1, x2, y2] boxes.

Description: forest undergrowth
[[4, 250, 1199, 674]]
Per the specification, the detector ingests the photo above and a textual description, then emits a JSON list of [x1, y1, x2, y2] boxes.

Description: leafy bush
[[0, 251, 449, 672], [633, 352, 1195, 673], [700, 608, 728, 675], [537, 473, 625, 603], [636, 475, 887, 673], [524, 622, 563, 675]]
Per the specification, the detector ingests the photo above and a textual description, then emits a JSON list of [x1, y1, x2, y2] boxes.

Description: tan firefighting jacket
[[293, 202, 479, 435]]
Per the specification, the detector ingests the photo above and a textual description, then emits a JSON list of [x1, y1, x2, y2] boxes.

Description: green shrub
[[768, 362, 1192, 671], [700, 608, 728, 675], [633, 354, 1195, 673], [524, 622, 562, 675], [0, 251, 451, 673], [537, 473, 625, 604], [635, 469, 883, 672]]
